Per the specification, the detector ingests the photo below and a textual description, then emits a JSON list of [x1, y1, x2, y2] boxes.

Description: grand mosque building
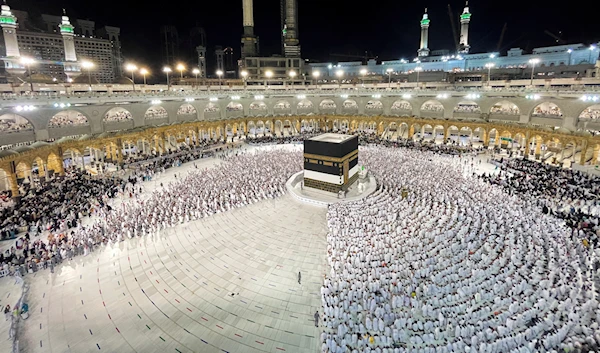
[[0, 1, 599, 353]]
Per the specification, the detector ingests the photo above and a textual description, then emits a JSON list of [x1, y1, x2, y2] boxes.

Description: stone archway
[[391, 100, 412, 116], [531, 102, 563, 118], [319, 99, 337, 115], [177, 104, 198, 121], [249, 101, 267, 116], [103, 107, 133, 123], [453, 101, 481, 118], [226, 102, 244, 118], [204, 103, 220, 119], [420, 100, 444, 118], [342, 99, 358, 115], [490, 100, 520, 116], [365, 100, 383, 115], [273, 100, 291, 115], [0, 113, 34, 133], [144, 106, 168, 120], [48, 110, 90, 128], [297, 100, 314, 115]]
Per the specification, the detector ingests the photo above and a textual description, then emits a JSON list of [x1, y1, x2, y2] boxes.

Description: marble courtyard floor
[[18, 193, 328, 353]]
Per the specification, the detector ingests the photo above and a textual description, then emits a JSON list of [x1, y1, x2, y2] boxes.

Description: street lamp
[[265, 70, 273, 86], [386, 68, 393, 88], [485, 63, 495, 86], [414, 66, 423, 87], [335, 70, 343, 88], [312, 71, 320, 87], [81, 60, 94, 90], [20, 57, 35, 92], [163, 67, 172, 90], [289, 70, 296, 88], [126, 63, 137, 92], [192, 68, 200, 88], [216, 70, 224, 90], [360, 68, 367, 86], [176, 63, 185, 79], [139, 68, 149, 85], [590, 45, 597, 64], [567, 49, 573, 65], [528, 58, 540, 87], [241, 70, 248, 90]]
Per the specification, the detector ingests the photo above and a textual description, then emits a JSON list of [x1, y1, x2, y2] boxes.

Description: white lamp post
[[216, 70, 224, 90], [139, 68, 149, 85], [163, 67, 172, 90], [528, 58, 540, 87], [21, 57, 36, 92], [192, 68, 200, 88], [360, 68, 367, 86], [125, 63, 137, 92], [386, 68, 393, 88], [176, 63, 185, 79], [241, 70, 248, 90], [485, 63, 495, 86], [265, 70, 273, 87], [289, 70, 296, 88], [335, 70, 343, 88], [81, 60, 94, 90], [312, 71, 320, 87], [415, 66, 423, 87]]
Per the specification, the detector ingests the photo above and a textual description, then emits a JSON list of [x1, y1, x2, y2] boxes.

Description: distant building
[[308, 5, 600, 81], [0, 5, 123, 83], [160, 25, 179, 66]]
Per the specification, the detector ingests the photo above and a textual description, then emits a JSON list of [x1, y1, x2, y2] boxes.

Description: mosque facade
[[308, 4, 600, 80]]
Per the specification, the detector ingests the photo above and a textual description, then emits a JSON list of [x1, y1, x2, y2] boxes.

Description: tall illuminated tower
[[283, 0, 300, 58], [59, 10, 81, 79], [241, 0, 258, 58], [417, 8, 430, 57], [459, 1, 471, 53], [0, 3, 25, 75]]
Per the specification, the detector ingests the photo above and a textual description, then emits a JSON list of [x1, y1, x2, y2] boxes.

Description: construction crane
[[447, 4, 460, 53], [329, 51, 377, 64], [496, 23, 507, 52], [544, 30, 566, 44]]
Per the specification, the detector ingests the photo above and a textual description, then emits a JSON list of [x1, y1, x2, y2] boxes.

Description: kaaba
[[303, 133, 359, 193]]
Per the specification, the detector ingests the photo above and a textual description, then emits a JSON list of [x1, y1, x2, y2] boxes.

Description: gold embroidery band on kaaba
[[303, 150, 358, 163]]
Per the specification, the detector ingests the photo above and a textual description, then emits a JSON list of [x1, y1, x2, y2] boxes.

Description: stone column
[[534, 138, 541, 160], [579, 141, 588, 165], [9, 171, 19, 198]]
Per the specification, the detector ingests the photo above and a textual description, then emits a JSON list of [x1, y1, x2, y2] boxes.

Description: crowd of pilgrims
[[482, 158, 600, 245], [0, 131, 598, 352], [320, 147, 598, 353], [0, 146, 300, 274]]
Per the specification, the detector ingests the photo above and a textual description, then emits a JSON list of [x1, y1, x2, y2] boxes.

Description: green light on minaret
[[0, 16, 16, 25], [461, 13, 471, 20], [420, 18, 430, 25], [60, 24, 74, 34]]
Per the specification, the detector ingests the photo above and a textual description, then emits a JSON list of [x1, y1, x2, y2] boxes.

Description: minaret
[[459, 1, 471, 53], [196, 46, 207, 78], [0, 2, 25, 75], [283, 0, 300, 58], [418, 8, 430, 57], [59, 10, 81, 79], [241, 0, 258, 59]]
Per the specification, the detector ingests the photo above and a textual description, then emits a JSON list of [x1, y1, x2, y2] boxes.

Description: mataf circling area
[[7, 143, 599, 353], [20, 194, 327, 353]]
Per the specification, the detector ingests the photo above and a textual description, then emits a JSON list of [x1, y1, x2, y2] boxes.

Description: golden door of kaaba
[[343, 159, 349, 184]]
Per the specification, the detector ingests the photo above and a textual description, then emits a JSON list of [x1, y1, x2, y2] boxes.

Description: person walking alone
[[298, 271, 301, 284]]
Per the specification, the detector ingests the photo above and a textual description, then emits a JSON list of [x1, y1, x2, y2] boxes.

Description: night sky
[[13, 0, 600, 75]]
